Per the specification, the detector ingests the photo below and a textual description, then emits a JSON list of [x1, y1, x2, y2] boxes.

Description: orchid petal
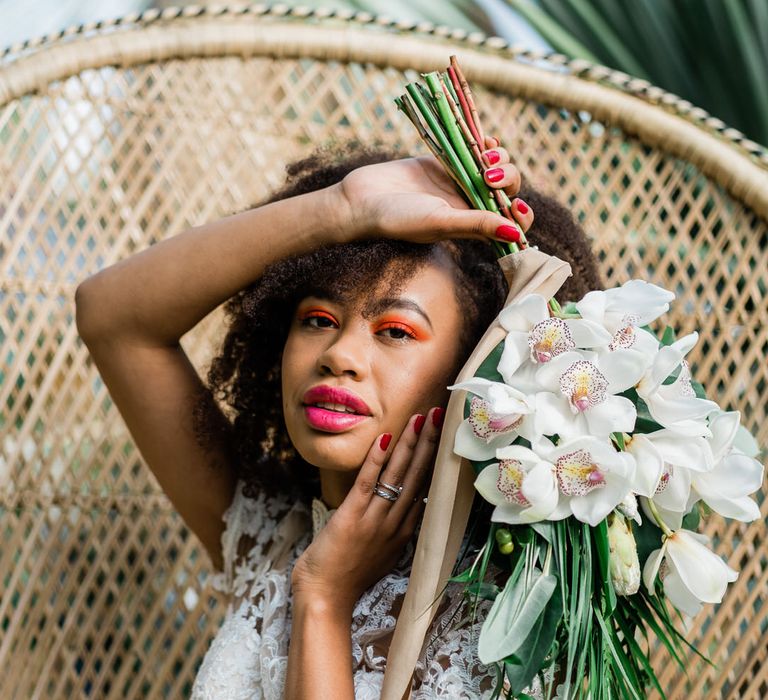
[[642, 543, 667, 592], [584, 395, 637, 437], [598, 349, 651, 393], [454, 419, 507, 460], [734, 424, 760, 458], [498, 294, 549, 332], [693, 453, 765, 499], [663, 570, 703, 617], [626, 434, 664, 497], [708, 411, 740, 462], [474, 463, 507, 507], [564, 318, 612, 347], [574, 290, 607, 324], [497, 331, 532, 383], [645, 431, 714, 472], [534, 351, 586, 392], [699, 494, 761, 522], [666, 531, 738, 604]]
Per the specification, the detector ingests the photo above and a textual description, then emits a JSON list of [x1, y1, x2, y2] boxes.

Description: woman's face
[[281, 250, 464, 473]]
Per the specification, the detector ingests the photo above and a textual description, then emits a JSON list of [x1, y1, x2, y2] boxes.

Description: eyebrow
[[302, 293, 434, 332], [367, 297, 434, 332]]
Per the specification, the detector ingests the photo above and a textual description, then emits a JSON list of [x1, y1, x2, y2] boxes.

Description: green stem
[[404, 83, 484, 209], [645, 498, 673, 537], [424, 72, 496, 212]]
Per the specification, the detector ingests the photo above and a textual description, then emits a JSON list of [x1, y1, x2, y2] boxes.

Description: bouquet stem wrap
[[382, 248, 572, 699]]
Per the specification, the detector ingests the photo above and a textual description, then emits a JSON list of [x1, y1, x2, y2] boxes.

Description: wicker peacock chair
[[1, 5, 766, 698]]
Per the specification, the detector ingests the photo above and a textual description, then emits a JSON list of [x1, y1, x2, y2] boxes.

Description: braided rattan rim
[[2, 3, 767, 219]]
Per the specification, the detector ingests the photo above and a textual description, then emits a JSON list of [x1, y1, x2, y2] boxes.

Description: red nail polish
[[485, 150, 500, 165], [486, 167, 504, 183], [516, 200, 529, 215], [496, 225, 521, 243], [432, 408, 444, 428], [380, 433, 392, 450], [414, 414, 426, 435]]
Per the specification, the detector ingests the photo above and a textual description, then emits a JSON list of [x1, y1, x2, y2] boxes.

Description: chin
[[291, 430, 371, 472]]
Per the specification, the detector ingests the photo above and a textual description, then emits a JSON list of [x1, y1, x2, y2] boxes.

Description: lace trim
[[195, 479, 544, 699]]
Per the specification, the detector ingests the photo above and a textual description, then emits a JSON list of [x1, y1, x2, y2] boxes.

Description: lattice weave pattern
[[1, 15, 766, 700]]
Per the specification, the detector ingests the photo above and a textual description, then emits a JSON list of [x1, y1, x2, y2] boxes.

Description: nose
[[316, 326, 370, 378]]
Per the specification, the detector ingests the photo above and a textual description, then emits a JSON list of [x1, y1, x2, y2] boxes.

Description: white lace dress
[[190, 478, 543, 699]]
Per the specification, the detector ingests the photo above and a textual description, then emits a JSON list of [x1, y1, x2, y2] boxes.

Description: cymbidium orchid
[[690, 411, 764, 522], [531, 350, 645, 440], [449, 378, 535, 460], [474, 444, 559, 524], [534, 436, 636, 526], [643, 529, 738, 617], [496, 294, 610, 383], [574, 280, 674, 354], [636, 333, 719, 436], [607, 511, 641, 595]]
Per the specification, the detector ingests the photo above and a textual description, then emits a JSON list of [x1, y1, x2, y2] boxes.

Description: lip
[[301, 385, 373, 433]]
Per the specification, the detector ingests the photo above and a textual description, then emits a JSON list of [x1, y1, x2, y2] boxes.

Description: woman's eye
[[378, 323, 417, 341], [300, 311, 337, 328]]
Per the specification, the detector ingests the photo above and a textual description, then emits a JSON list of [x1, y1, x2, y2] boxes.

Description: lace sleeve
[[207, 479, 295, 598], [413, 575, 548, 699]]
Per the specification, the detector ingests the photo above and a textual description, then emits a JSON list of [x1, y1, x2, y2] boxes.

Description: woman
[[75, 138, 602, 698]]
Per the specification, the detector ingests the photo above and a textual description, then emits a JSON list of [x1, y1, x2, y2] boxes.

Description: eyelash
[[299, 312, 418, 342]]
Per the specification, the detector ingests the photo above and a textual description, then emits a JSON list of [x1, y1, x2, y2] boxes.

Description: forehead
[[304, 255, 459, 318]]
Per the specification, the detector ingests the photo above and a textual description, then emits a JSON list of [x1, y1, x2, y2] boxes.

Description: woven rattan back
[[1, 7, 766, 699]]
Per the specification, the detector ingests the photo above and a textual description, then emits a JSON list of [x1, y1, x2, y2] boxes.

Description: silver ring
[[376, 480, 403, 497], [373, 487, 399, 502]]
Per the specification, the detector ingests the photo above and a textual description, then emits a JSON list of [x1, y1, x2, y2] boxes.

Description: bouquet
[[383, 57, 765, 700]]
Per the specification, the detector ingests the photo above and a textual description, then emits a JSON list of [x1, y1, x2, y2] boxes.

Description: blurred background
[[2, 0, 767, 147]]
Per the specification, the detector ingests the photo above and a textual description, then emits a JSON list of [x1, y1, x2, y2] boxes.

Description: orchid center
[[469, 396, 522, 442], [527, 318, 575, 364], [555, 449, 607, 496], [655, 465, 672, 495], [559, 360, 608, 413], [496, 458, 530, 506], [608, 313, 639, 351]]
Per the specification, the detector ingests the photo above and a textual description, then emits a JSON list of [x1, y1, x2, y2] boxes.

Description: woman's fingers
[[386, 407, 443, 523], [347, 430, 394, 516], [366, 413, 426, 520], [483, 163, 521, 194], [510, 197, 534, 233], [481, 145, 509, 168]]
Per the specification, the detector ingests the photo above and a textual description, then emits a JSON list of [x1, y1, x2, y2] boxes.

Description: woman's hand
[[337, 136, 534, 246], [291, 407, 444, 615]]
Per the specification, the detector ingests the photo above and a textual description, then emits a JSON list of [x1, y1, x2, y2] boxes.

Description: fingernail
[[485, 167, 504, 183], [414, 414, 426, 435], [516, 199, 529, 215], [496, 224, 520, 243], [432, 407, 444, 428], [484, 150, 500, 165], [380, 433, 392, 450]]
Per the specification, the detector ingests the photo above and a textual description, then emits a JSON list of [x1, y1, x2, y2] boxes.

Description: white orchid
[[643, 529, 738, 617], [496, 294, 610, 383], [531, 350, 646, 440], [627, 430, 713, 491], [636, 332, 719, 436], [449, 378, 536, 461], [534, 436, 636, 526], [474, 444, 559, 524], [690, 411, 764, 522], [575, 280, 674, 353]]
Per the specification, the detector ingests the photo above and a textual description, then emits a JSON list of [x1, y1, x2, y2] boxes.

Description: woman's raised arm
[[73, 151, 527, 571], [74, 183, 354, 569]]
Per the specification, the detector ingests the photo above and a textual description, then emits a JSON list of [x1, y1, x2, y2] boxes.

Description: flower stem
[[645, 498, 673, 537]]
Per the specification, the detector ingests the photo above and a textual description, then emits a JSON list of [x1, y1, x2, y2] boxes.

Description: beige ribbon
[[381, 248, 572, 699]]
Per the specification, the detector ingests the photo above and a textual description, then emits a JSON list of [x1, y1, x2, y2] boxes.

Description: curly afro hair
[[192, 142, 603, 505]]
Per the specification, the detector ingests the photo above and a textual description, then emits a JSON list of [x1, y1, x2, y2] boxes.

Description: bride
[[75, 139, 601, 698]]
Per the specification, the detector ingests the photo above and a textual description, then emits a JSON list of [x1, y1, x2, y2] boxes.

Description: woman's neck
[[317, 468, 359, 508]]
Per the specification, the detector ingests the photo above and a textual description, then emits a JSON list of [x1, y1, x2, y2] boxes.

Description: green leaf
[[478, 569, 558, 665], [593, 520, 617, 616], [504, 583, 564, 696]]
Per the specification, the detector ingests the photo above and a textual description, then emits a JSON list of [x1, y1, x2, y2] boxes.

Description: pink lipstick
[[302, 385, 372, 433]]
